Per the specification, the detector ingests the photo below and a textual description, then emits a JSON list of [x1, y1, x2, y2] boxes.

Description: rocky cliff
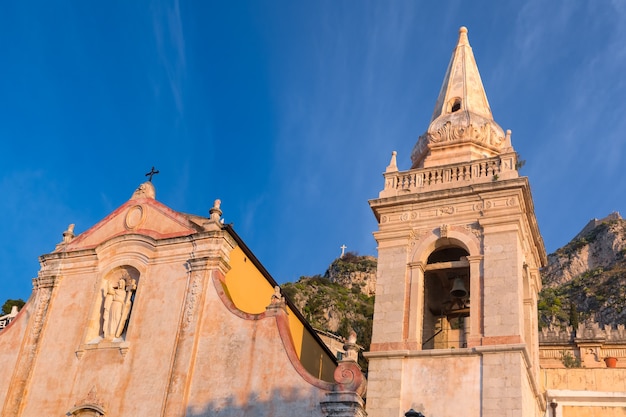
[[280, 253, 376, 370], [539, 212, 626, 328]]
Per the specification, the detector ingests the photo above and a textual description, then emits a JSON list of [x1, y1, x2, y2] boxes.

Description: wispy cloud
[[260, 3, 423, 276], [151, 0, 187, 117], [492, 1, 626, 250]]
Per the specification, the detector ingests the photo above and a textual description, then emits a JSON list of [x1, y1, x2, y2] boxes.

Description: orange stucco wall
[[223, 245, 335, 382]]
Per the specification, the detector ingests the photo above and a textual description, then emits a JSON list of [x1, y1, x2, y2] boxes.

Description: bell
[[450, 277, 468, 298]]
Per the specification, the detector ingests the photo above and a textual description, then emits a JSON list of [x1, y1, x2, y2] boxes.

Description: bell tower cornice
[[411, 27, 512, 169]]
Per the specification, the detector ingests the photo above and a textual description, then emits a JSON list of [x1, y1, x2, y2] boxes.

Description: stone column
[[2, 275, 58, 417]]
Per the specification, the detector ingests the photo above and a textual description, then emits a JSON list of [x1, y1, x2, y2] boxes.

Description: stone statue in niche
[[102, 271, 137, 340]]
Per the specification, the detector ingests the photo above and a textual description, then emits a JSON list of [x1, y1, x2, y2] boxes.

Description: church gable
[[58, 183, 203, 251]]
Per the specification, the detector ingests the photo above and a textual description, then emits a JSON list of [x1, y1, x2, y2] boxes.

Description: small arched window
[[450, 98, 462, 113]]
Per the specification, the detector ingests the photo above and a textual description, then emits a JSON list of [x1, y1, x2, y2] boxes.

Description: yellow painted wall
[[543, 368, 626, 417], [562, 406, 626, 417], [224, 245, 335, 382]]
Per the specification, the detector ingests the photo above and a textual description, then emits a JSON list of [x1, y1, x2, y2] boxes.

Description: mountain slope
[[539, 212, 626, 327]]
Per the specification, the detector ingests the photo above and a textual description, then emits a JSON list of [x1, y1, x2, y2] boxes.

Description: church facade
[[0, 182, 366, 416]]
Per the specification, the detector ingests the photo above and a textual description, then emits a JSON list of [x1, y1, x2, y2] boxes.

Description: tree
[[2, 299, 25, 315]]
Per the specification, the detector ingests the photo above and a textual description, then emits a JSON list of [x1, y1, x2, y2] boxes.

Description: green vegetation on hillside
[[281, 253, 375, 371]]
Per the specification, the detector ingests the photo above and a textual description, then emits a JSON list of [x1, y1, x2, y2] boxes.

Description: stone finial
[[502, 129, 513, 151], [131, 182, 156, 200], [209, 199, 222, 222], [333, 344, 367, 397], [457, 26, 469, 46], [55, 223, 76, 250], [266, 286, 286, 313], [385, 151, 398, 173], [342, 330, 360, 362], [270, 286, 285, 305], [63, 224, 75, 242]]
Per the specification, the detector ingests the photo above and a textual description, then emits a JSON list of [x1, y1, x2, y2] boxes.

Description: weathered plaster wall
[[187, 277, 331, 416], [0, 300, 31, 406], [366, 353, 481, 417], [400, 355, 481, 417], [17, 248, 190, 416], [223, 245, 335, 382]]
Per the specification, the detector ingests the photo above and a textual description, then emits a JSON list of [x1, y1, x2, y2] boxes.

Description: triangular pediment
[[59, 198, 204, 251]]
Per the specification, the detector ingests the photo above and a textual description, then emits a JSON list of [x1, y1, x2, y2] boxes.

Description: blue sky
[[2, 1, 626, 302]]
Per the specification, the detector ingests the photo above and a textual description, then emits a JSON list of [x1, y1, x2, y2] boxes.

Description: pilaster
[[371, 242, 409, 345], [2, 274, 60, 417], [407, 262, 425, 344], [467, 255, 483, 347], [161, 257, 212, 417]]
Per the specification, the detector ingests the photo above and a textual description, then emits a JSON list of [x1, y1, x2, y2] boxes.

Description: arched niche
[[422, 245, 470, 350], [408, 227, 481, 349], [85, 265, 140, 344]]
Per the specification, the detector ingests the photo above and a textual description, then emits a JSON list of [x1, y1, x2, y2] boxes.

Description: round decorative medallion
[[124, 205, 146, 230]]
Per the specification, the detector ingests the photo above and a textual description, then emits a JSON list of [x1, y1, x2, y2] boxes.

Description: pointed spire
[[431, 26, 492, 122], [411, 27, 509, 169]]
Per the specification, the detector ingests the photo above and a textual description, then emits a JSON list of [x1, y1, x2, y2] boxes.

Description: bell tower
[[365, 27, 547, 417]]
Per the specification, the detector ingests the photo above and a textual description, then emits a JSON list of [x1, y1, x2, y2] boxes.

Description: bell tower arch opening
[[422, 245, 470, 349]]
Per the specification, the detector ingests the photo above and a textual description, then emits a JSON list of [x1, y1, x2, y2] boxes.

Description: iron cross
[[145, 167, 160, 182]]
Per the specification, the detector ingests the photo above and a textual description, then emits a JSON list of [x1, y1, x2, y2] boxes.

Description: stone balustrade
[[380, 153, 517, 198], [540, 322, 626, 344], [539, 321, 626, 368]]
